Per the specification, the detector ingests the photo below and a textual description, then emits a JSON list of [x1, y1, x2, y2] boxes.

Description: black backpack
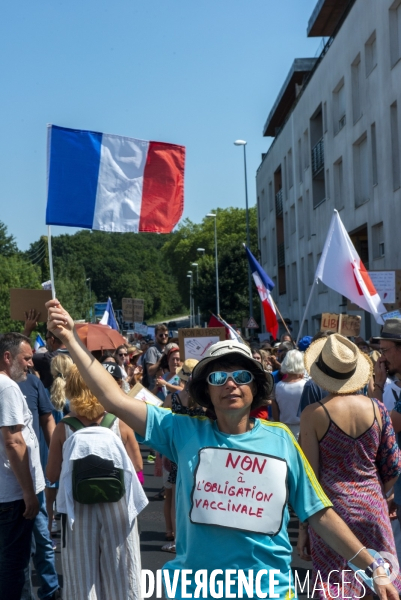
[[61, 413, 126, 504]]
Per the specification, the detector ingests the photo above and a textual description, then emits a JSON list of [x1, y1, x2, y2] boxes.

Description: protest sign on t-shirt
[[190, 447, 287, 535]]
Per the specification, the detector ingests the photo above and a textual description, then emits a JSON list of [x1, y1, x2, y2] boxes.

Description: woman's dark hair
[[114, 345, 127, 356], [188, 354, 273, 416]]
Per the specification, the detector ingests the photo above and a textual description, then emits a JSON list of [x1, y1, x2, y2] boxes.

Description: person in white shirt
[[274, 350, 307, 439], [0, 332, 45, 600]]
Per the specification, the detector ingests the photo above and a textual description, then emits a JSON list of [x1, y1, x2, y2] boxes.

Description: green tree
[[0, 254, 41, 332], [162, 206, 260, 325], [0, 221, 18, 257]]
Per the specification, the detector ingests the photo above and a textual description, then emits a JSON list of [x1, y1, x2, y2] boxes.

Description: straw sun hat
[[304, 333, 372, 394]]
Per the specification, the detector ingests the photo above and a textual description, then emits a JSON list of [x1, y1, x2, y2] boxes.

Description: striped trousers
[[62, 499, 142, 600]]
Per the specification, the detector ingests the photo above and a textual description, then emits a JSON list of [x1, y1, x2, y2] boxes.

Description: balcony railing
[[312, 137, 324, 177], [277, 242, 285, 267], [275, 189, 283, 216]]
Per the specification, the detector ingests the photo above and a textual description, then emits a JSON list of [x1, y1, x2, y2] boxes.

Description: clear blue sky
[[1, 0, 321, 250]]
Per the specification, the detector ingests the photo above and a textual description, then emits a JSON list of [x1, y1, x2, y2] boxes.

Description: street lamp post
[[191, 262, 200, 325], [206, 214, 220, 315], [187, 272, 193, 327], [234, 140, 253, 320]]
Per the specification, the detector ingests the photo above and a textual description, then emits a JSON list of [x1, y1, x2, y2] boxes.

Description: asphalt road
[[33, 445, 312, 599]]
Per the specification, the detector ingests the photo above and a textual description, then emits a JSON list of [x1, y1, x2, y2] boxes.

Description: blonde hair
[[66, 365, 105, 420], [50, 354, 74, 411]]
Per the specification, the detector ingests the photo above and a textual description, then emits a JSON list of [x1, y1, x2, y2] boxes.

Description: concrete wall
[[257, 0, 401, 339]]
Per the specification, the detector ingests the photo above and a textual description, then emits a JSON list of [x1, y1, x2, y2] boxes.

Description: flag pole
[[296, 279, 317, 345], [270, 298, 293, 342], [47, 225, 56, 299]]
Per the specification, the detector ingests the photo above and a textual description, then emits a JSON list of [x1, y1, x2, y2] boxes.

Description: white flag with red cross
[[315, 211, 386, 324]]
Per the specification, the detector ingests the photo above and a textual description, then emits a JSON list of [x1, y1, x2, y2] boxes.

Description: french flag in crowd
[[46, 125, 185, 233], [34, 334, 46, 352], [244, 245, 279, 340], [99, 298, 120, 331]]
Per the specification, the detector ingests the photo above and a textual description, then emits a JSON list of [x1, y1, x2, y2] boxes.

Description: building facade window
[[390, 1, 401, 67], [354, 134, 369, 206], [268, 181, 274, 211], [334, 158, 344, 210], [371, 123, 378, 186], [290, 204, 296, 234], [365, 31, 377, 76], [298, 138, 303, 182], [303, 129, 310, 170], [291, 262, 298, 301], [298, 197, 304, 239], [284, 211, 289, 248], [325, 168, 330, 200], [391, 102, 401, 190], [352, 54, 363, 124], [307, 253, 314, 286], [333, 79, 346, 134], [272, 227, 276, 266], [372, 222, 385, 259], [288, 149, 294, 189]]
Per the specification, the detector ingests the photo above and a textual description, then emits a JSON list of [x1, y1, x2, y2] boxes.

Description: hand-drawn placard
[[127, 382, 163, 406], [190, 447, 288, 535], [320, 313, 339, 333], [338, 314, 361, 337], [178, 328, 225, 361], [369, 271, 396, 304]]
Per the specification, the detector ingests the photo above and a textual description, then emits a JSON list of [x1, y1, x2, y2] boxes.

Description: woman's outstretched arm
[[46, 299, 147, 436]]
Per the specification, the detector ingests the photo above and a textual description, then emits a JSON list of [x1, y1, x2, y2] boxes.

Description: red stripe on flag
[[139, 141, 185, 233], [262, 299, 279, 340]]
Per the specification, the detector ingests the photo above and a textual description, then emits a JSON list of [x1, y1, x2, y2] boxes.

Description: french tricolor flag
[[46, 125, 185, 233], [244, 245, 279, 340]]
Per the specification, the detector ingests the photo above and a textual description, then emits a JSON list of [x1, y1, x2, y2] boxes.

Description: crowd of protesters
[[2, 306, 401, 599]]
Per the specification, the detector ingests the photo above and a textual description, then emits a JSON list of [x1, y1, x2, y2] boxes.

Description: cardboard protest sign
[[122, 298, 144, 322], [190, 447, 287, 535], [10, 289, 52, 322], [369, 271, 396, 304], [178, 328, 225, 361], [338, 314, 361, 337], [320, 313, 339, 332], [127, 382, 163, 407], [348, 270, 401, 311]]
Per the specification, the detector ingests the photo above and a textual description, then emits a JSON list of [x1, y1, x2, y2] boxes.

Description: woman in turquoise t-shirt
[[46, 299, 399, 600]]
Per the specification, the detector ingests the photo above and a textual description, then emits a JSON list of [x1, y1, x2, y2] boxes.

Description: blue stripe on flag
[[46, 125, 102, 228], [244, 245, 274, 291]]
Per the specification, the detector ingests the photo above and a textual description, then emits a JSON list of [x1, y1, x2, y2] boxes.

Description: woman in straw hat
[[46, 299, 399, 600], [299, 333, 401, 599]]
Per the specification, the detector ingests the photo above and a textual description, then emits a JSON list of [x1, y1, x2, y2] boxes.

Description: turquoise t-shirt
[[137, 405, 332, 599]]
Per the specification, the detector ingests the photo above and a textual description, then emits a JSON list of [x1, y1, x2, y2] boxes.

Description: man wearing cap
[[374, 319, 401, 528], [102, 363, 124, 388]]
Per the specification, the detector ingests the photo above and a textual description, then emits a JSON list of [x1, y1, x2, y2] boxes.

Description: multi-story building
[[256, 0, 401, 339]]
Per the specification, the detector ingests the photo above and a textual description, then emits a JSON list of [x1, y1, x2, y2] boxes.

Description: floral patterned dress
[[309, 397, 401, 598]]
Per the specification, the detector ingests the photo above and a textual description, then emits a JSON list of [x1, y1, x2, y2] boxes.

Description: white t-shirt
[[0, 374, 45, 501], [275, 379, 306, 426], [383, 377, 401, 413]]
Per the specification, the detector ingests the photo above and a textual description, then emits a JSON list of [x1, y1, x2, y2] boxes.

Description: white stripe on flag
[[93, 135, 150, 232]]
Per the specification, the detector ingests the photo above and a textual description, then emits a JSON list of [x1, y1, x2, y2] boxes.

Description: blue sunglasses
[[207, 370, 254, 386]]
